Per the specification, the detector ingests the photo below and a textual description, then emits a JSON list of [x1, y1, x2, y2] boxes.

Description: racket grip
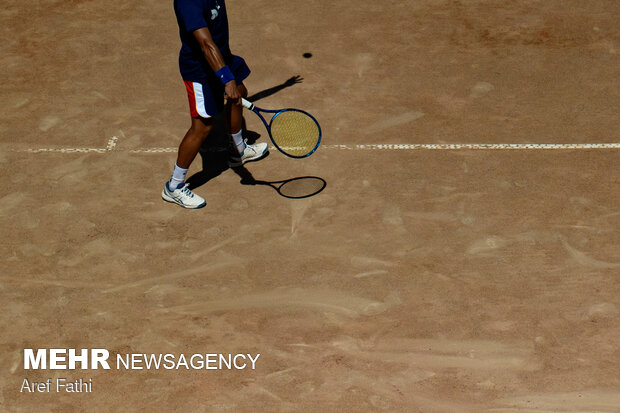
[[241, 98, 254, 110]]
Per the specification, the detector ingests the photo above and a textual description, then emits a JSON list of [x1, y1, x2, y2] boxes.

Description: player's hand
[[225, 81, 241, 105]]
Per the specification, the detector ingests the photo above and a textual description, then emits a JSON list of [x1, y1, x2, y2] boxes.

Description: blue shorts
[[183, 55, 250, 118]]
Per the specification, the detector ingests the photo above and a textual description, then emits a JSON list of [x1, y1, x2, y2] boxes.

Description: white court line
[[23, 147, 109, 154], [130, 142, 620, 152], [324, 143, 620, 150], [13, 138, 620, 153], [106, 135, 118, 151], [22, 136, 120, 154]]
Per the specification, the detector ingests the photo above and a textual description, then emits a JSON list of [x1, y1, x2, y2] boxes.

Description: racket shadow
[[231, 166, 326, 199]]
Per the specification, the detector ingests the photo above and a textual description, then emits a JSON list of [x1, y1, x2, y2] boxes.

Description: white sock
[[230, 129, 246, 154], [169, 164, 188, 190]]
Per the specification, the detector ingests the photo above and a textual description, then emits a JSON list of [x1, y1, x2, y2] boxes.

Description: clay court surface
[[2, 0, 620, 411]]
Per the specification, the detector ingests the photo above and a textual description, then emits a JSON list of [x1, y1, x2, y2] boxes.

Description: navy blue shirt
[[174, 0, 232, 82]]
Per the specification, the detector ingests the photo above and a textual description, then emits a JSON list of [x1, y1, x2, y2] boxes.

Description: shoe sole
[[228, 148, 269, 168], [161, 191, 206, 209]]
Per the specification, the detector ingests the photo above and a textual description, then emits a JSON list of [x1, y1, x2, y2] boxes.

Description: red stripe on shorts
[[184, 80, 199, 118]]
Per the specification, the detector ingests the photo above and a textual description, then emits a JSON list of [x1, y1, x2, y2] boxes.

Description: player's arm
[[192, 27, 240, 103]]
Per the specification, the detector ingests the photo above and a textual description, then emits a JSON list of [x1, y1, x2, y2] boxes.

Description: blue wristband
[[216, 66, 235, 85]]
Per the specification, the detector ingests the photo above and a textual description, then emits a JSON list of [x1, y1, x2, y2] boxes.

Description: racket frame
[[241, 98, 322, 158]]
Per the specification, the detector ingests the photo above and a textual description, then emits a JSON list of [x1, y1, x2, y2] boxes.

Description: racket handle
[[241, 98, 254, 110]]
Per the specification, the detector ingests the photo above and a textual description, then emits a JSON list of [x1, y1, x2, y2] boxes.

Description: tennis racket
[[241, 98, 322, 158]]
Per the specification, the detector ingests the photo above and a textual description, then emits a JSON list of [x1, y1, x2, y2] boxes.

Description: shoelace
[[180, 185, 194, 198]]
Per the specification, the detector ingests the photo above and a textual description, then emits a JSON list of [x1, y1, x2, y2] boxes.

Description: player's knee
[[190, 117, 213, 139]]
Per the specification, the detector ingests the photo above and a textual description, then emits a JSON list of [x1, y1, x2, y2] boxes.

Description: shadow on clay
[[246, 75, 304, 103], [231, 166, 326, 199]]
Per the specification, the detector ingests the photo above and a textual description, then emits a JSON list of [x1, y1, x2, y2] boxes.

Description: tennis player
[[163, 0, 268, 209]]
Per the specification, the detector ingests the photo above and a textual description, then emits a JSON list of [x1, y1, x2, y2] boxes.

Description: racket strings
[[270, 111, 320, 157]]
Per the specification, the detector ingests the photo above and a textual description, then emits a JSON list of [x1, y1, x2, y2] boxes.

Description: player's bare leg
[[162, 117, 213, 209], [177, 116, 214, 168], [226, 84, 268, 167], [225, 83, 247, 135]]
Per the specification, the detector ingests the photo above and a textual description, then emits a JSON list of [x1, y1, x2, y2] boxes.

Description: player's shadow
[[246, 75, 303, 102], [185, 114, 259, 190], [186, 75, 303, 190]]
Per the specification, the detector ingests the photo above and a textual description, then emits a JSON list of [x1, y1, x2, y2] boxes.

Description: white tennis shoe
[[161, 182, 206, 209], [229, 141, 269, 167]]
